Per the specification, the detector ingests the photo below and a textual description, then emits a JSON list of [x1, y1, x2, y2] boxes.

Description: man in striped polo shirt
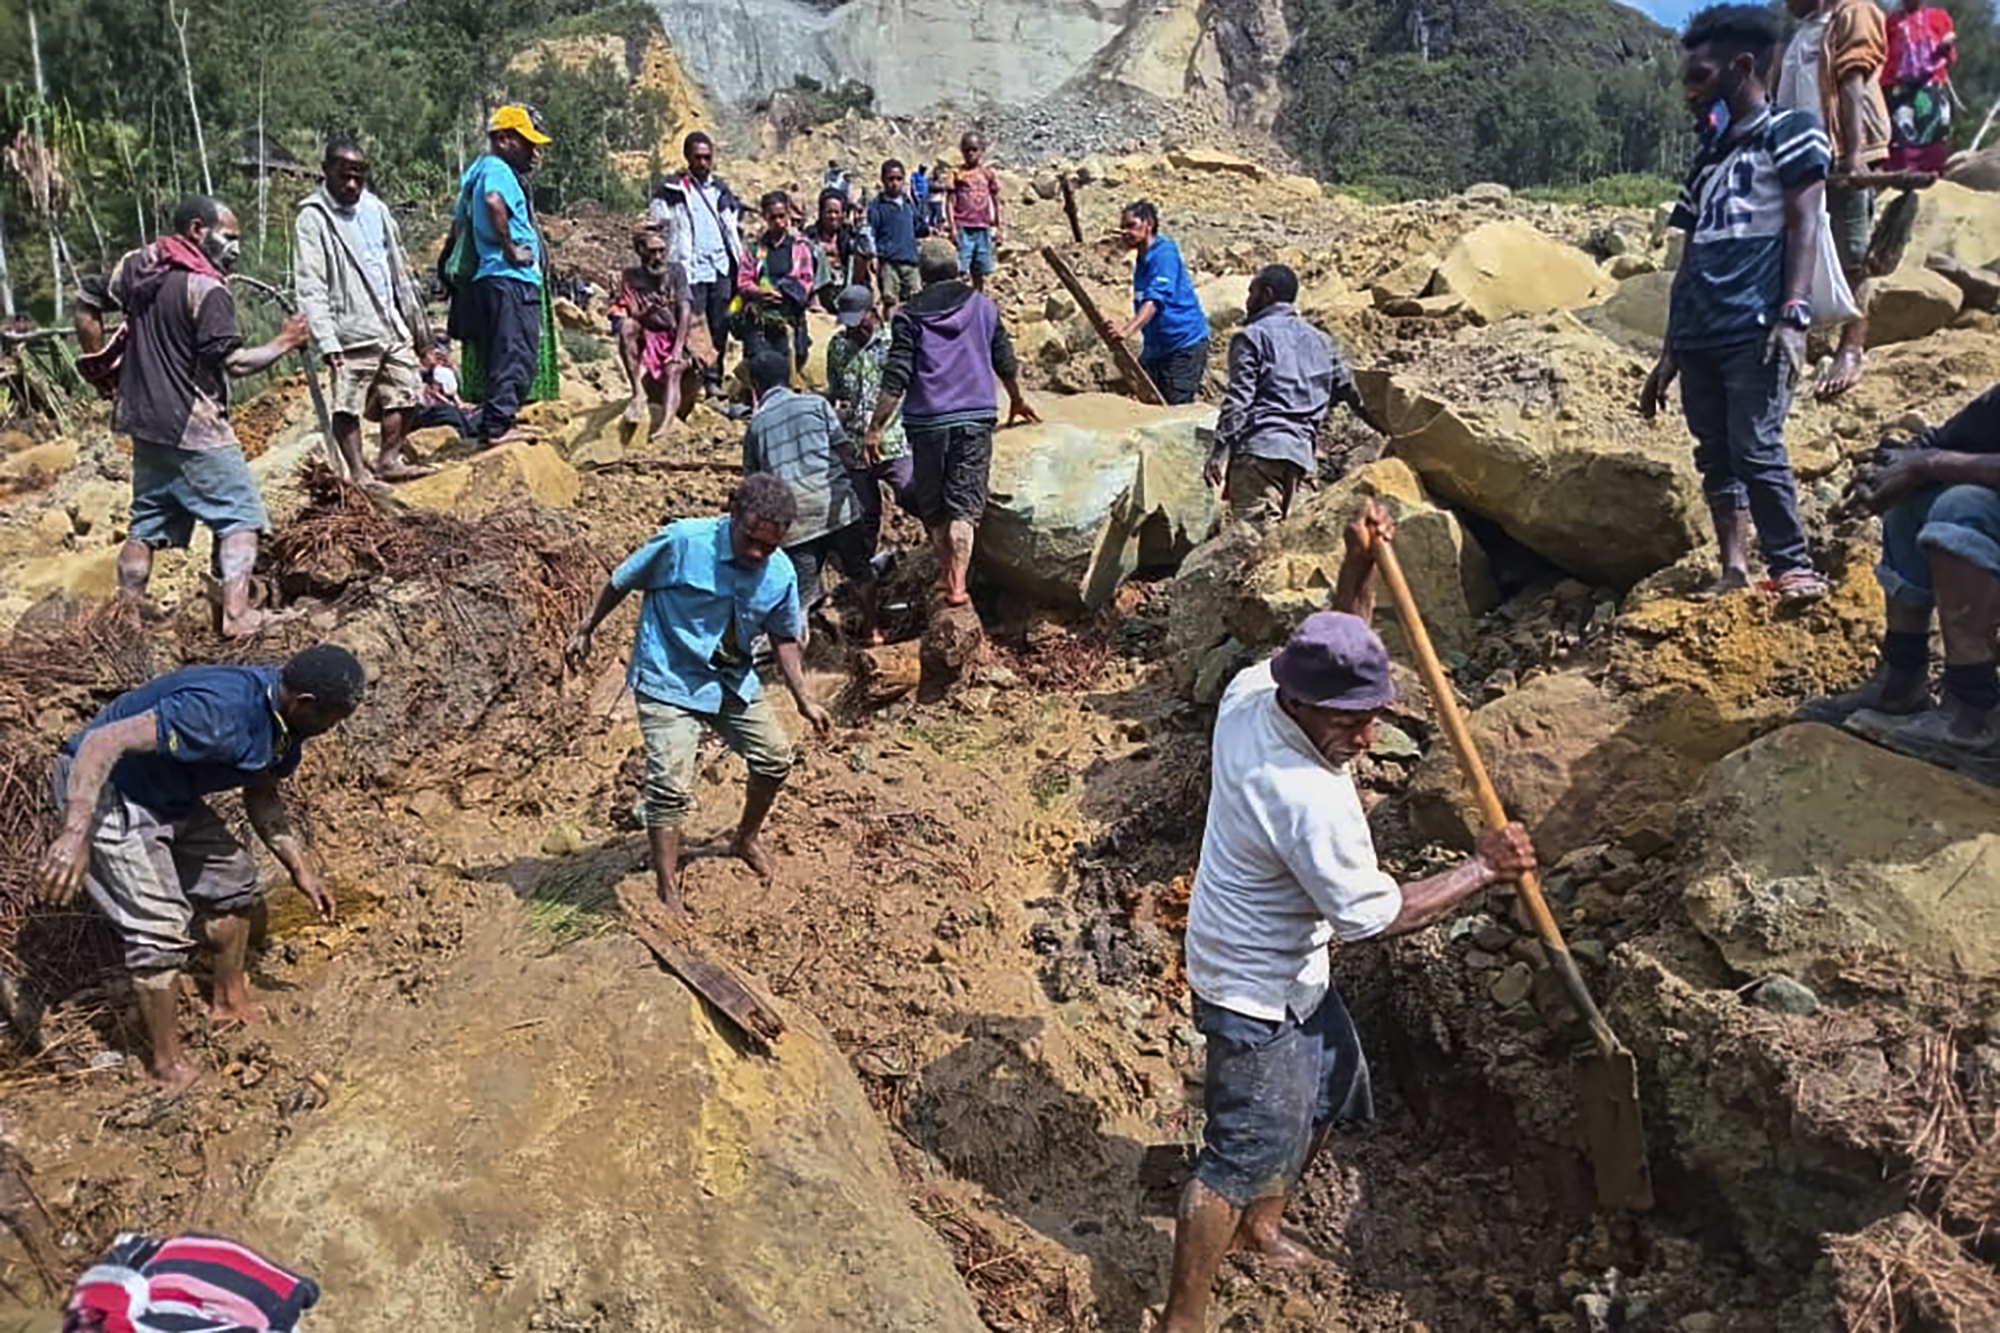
[[1642, 4, 1830, 604]]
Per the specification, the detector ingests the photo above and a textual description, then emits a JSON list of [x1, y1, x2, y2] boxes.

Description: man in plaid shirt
[[741, 350, 882, 642]]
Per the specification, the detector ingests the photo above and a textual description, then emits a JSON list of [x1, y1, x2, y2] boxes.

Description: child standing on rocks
[[946, 133, 1002, 292]]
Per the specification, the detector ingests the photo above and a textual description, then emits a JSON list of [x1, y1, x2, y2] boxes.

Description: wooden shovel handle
[[1372, 537, 1623, 1057]]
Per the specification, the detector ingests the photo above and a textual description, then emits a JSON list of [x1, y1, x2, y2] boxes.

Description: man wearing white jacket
[[649, 131, 746, 398], [293, 137, 433, 491]]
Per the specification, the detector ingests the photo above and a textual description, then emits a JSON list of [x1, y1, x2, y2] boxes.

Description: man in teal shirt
[[566, 473, 833, 923], [453, 104, 548, 445]]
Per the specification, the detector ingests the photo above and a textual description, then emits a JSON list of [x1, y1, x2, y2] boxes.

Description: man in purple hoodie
[[865, 238, 1038, 607]]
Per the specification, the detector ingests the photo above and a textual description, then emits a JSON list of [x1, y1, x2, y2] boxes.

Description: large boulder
[[1581, 269, 1674, 349], [1196, 274, 1251, 336], [240, 922, 982, 1331], [1403, 670, 1708, 860], [397, 441, 581, 517], [978, 394, 1218, 609], [1355, 333, 1707, 587], [1683, 724, 2000, 983], [1865, 266, 1964, 346], [1884, 180, 2000, 271], [1426, 221, 1604, 325], [1166, 458, 1495, 690]]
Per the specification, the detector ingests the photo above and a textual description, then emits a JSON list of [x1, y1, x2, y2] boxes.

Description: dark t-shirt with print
[[109, 246, 244, 451]]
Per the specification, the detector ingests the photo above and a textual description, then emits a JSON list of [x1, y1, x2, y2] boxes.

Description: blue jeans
[[469, 276, 541, 441], [1677, 338, 1812, 577], [1878, 482, 2000, 611], [1191, 993, 1373, 1209], [956, 227, 996, 277]]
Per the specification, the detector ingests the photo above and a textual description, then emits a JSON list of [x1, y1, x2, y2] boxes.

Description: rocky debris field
[[4, 147, 2000, 1333]]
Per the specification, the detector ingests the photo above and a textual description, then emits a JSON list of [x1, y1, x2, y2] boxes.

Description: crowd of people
[[34, 5, 2000, 1325]]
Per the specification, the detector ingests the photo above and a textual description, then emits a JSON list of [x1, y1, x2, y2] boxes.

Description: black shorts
[[1191, 992, 1373, 1208], [907, 421, 995, 526], [1143, 341, 1210, 406], [785, 519, 876, 607]]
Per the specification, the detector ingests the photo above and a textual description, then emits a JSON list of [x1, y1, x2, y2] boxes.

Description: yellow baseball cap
[[489, 104, 551, 145]]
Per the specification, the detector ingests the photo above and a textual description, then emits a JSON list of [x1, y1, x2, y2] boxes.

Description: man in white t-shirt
[[1156, 501, 1539, 1333]]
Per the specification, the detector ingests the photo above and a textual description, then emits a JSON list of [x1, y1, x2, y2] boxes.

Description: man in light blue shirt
[[565, 473, 833, 923], [452, 104, 547, 445]]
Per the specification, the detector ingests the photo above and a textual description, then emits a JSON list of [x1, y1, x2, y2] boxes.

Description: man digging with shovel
[[1154, 500, 1540, 1332]]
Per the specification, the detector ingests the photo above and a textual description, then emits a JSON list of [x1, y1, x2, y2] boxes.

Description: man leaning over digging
[[1155, 500, 1538, 1332]]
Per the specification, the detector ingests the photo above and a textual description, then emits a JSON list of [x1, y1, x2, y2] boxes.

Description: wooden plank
[[617, 881, 786, 1053], [1040, 245, 1165, 406], [1058, 172, 1083, 244]]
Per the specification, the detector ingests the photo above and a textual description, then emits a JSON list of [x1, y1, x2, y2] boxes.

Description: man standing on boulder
[[449, 104, 550, 447], [866, 238, 1039, 608], [1118, 201, 1210, 406], [36, 645, 366, 1090], [1156, 503, 1538, 1333], [650, 132, 747, 399], [1641, 4, 1830, 603], [97, 196, 311, 638], [1206, 264, 1383, 525], [565, 474, 833, 923], [294, 137, 434, 492]]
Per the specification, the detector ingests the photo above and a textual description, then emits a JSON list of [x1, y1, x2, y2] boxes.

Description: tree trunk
[[170, 0, 213, 197], [0, 196, 16, 321], [255, 55, 269, 260], [27, 6, 63, 321]]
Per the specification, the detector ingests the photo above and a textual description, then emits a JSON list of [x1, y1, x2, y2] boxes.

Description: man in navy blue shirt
[[37, 644, 367, 1091], [1117, 201, 1210, 405], [1641, 4, 1829, 604]]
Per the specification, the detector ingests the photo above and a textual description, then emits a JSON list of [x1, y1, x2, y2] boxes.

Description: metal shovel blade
[[1580, 1046, 1654, 1211]]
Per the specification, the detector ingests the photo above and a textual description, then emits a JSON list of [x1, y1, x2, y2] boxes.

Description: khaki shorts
[[1227, 453, 1306, 525], [879, 262, 921, 305], [634, 691, 795, 829], [330, 341, 424, 421]]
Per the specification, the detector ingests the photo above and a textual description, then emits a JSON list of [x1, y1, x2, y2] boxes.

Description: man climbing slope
[[1155, 501, 1538, 1333], [565, 474, 833, 925], [36, 645, 366, 1091]]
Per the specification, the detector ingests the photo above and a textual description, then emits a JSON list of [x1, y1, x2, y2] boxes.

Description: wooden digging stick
[[1058, 172, 1084, 244], [1040, 245, 1165, 406]]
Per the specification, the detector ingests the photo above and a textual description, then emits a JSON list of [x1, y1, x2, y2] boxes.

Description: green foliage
[[0, 0, 661, 314], [1285, 0, 1693, 193], [1519, 173, 1681, 209]]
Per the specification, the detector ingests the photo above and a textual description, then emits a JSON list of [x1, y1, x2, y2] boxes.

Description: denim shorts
[[129, 440, 269, 549], [1192, 992, 1374, 1209], [957, 227, 996, 277], [1879, 482, 2000, 610]]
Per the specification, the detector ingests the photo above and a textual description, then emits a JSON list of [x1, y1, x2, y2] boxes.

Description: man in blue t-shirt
[[451, 104, 550, 446], [1117, 201, 1211, 405], [36, 645, 367, 1091], [565, 473, 833, 925], [1642, 4, 1829, 604]]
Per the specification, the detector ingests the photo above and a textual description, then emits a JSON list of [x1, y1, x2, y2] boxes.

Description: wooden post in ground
[[1040, 245, 1165, 406], [1059, 172, 1083, 244]]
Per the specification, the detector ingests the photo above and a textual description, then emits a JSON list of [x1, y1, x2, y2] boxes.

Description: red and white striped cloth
[[64, 1233, 319, 1333]]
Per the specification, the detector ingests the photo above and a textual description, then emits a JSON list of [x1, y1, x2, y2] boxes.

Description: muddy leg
[[646, 825, 690, 924], [216, 531, 264, 639], [855, 574, 882, 647], [927, 523, 955, 602], [1159, 1179, 1241, 1333], [942, 519, 975, 607], [375, 406, 432, 481], [117, 540, 154, 597], [132, 970, 198, 1092], [651, 361, 684, 441], [621, 322, 649, 424], [1932, 550, 2000, 739], [204, 906, 265, 1026], [731, 774, 783, 880]]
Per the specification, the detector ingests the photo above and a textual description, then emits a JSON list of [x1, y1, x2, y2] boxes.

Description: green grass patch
[[524, 862, 622, 947], [1519, 173, 1680, 211]]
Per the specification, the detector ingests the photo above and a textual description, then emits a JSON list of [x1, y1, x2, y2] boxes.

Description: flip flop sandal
[[1761, 571, 1830, 604]]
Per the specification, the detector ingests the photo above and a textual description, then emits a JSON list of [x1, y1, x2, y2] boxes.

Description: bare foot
[[148, 1057, 201, 1094], [1815, 346, 1865, 401], [482, 428, 540, 447], [730, 834, 778, 880], [376, 458, 437, 482], [657, 887, 695, 927], [864, 629, 885, 647], [624, 392, 647, 425], [209, 993, 267, 1027], [1693, 568, 1752, 601], [220, 606, 306, 640], [943, 590, 972, 608], [649, 420, 676, 444], [1234, 1225, 1320, 1268]]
